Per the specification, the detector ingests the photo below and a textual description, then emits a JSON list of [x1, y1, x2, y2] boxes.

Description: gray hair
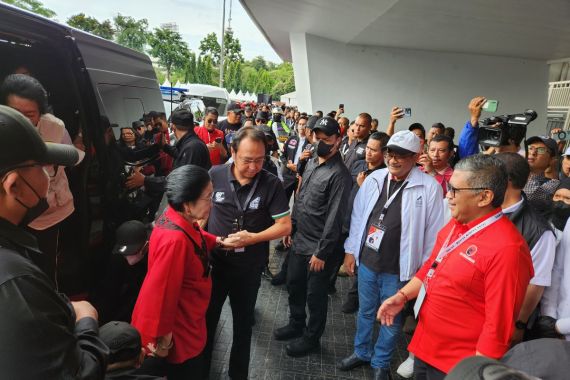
[[454, 154, 508, 208]]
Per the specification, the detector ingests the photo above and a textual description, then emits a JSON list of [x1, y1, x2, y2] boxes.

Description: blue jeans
[[354, 264, 405, 369]]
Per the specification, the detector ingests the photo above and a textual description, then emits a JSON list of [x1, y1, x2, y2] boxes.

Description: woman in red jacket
[[132, 164, 236, 379]]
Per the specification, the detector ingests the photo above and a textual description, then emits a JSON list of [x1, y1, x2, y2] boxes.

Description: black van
[[0, 3, 164, 294]]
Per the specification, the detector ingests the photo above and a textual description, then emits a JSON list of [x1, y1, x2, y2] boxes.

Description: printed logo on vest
[[214, 192, 225, 203], [249, 196, 261, 210]]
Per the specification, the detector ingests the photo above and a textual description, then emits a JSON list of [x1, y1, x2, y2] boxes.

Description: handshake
[[218, 230, 259, 250]]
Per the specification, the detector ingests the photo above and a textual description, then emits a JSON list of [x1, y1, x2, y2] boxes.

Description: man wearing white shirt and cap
[[339, 130, 444, 380]]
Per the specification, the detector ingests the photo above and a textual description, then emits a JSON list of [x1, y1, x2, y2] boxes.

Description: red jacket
[[132, 206, 217, 363], [408, 209, 533, 373]]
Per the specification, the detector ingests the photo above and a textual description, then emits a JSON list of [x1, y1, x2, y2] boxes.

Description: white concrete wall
[[292, 33, 549, 137]]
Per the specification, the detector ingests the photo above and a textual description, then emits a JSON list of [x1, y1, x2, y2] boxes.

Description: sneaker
[[396, 355, 414, 379]]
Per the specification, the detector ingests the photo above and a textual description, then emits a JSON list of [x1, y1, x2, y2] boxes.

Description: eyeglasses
[[198, 193, 214, 202], [237, 157, 265, 165], [383, 152, 414, 161], [527, 146, 548, 155], [447, 185, 488, 198], [205, 119, 218, 125], [1, 163, 59, 178]]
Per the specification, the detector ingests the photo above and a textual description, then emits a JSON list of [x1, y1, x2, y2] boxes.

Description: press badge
[[365, 223, 386, 251]]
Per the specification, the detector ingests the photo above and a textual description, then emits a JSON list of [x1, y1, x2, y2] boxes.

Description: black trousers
[[286, 251, 338, 341], [203, 263, 263, 380], [167, 352, 205, 380], [414, 357, 446, 380]]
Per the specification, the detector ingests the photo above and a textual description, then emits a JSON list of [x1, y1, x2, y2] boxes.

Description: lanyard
[[230, 175, 260, 215], [375, 172, 411, 224], [426, 211, 503, 280]]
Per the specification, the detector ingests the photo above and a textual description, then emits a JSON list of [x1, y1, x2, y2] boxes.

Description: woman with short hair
[[132, 165, 236, 379]]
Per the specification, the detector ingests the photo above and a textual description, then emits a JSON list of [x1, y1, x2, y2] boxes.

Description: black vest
[[506, 197, 552, 250]]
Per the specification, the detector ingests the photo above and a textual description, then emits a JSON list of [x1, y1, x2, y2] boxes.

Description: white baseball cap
[[383, 130, 420, 155], [563, 147, 570, 157]]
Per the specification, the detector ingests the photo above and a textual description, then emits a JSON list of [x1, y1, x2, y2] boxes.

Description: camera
[[477, 109, 537, 147], [551, 129, 569, 141]]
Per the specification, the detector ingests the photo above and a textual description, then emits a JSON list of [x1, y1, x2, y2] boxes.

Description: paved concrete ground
[[209, 248, 412, 379]]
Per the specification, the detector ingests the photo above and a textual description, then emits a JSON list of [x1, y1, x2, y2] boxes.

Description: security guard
[[275, 117, 352, 357], [268, 107, 291, 150], [203, 126, 292, 380], [0, 105, 108, 378]]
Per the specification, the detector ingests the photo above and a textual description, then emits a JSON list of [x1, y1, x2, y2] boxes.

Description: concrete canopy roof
[[240, 0, 570, 62]]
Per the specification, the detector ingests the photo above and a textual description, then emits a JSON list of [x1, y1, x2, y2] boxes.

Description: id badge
[[365, 223, 386, 251], [414, 284, 427, 318]]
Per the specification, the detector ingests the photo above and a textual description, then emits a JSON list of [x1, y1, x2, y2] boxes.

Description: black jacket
[[280, 135, 309, 188], [145, 131, 211, 194], [291, 153, 352, 260], [0, 218, 108, 379], [505, 196, 553, 251]]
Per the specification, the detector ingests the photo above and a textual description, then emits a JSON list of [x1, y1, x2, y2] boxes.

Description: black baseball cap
[[312, 116, 341, 136], [255, 111, 269, 121], [446, 356, 536, 380], [526, 135, 559, 156], [132, 120, 145, 129], [170, 108, 194, 127], [99, 321, 142, 364], [0, 105, 79, 175], [112, 220, 148, 256], [306, 115, 320, 131], [227, 101, 243, 114]]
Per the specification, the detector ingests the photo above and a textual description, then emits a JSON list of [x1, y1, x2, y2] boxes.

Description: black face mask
[[316, 140, 335, 158], [16, 176, 49, 226], [273, 114, 282, 123], [552, 201, 570, 230]]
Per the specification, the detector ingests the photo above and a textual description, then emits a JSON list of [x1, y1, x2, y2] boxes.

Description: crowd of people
[[0, 68, 570, 380]]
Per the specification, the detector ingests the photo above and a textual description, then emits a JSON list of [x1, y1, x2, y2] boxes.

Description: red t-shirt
[[408, 209, 533, 373], [131, 206, 217, 363], [195, 126, 225, 165]]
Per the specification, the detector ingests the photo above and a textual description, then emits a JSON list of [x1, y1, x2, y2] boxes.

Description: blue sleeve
[[458, 120, 480, 159]]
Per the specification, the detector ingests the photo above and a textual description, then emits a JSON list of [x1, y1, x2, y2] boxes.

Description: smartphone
[[215, 137, 222, 144], [482, 100, 499, 113], [402, 107, 412, 118]]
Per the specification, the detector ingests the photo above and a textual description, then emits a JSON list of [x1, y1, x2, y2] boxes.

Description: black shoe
[[373, 367, 393, 380], [285, 336, 319, 357], [270, 271, 286, 286], [337, 353, 370, 371], [342, 295, 359, 314], [274, 324, 304, 341]]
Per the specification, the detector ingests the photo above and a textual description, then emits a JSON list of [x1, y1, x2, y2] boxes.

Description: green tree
[[203, 55, 215, 85], [3, 0, 55, 18], [113, 14, 149, 52], [199, 32, 221, 64], [198, 30, 243, 65], [67, 13, 114, 39], [250, 56, 267, 72], [223, 29, 243, 63], [148, 27, 190, 81], [183, 53, 197, 83]]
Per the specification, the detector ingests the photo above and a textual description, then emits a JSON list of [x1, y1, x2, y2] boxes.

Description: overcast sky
[[41, 0, 281, 63]]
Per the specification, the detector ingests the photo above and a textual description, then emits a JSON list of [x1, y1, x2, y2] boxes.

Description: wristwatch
[[515, 320, 527, 330]]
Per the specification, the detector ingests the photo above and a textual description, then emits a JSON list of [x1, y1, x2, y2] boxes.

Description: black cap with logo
[[0, 105, 78, 175], [312, 116, 341, 136]]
